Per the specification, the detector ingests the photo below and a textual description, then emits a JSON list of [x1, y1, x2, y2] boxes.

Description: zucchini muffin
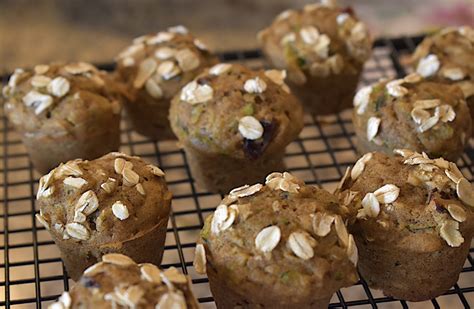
[[194, 172, 358, 308], [49, 253, 199, 308], [36, 152, 171, 280], [258, 1, 372, 115], [336, 150, 474, 301], [352, 73, 471, 161], [116, 25, 218, 140], [169, 63, 304, 193], [408, 26, 474, 133], [2, 62, 123, 173]]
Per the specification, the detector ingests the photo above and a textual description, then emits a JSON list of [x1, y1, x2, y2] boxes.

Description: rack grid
[[1, 35, 473, 308]]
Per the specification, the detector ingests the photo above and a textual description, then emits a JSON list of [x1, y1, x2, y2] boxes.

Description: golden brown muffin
[[258, 1, 372, 115], [194, 172, 358, 308], [408, 26, 474, 133], [352, 73, 471, 161], [2, 62, 123, 173], [36, 152, 171, 280], [336, 150, 474, 301], [116, 25, 218, 140], [48, 253, 199, 308], [169, 63, 304, 193]]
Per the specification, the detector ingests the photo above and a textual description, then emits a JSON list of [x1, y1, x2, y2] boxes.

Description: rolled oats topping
[[447, 204, 467, 222], [366, 116, 381, 141], [265, 172, 300, 193], [287, 231, 317, 260], [65, 222, 90, 240], [456, 178, 474, 207], [243, 77, 267, 94], [122, 168, 140, 187], [34, 64, 50, 75], [386, 79, 408, 98], [334, 215, 350, 247], [403, 72, 423, 84], [416, 54, 440, 78], [357, 192, 380, 219], [238, 116, 264, 140], [312, 212, 335, 236], [162, 267, 188, 284], [140, 263, 162, 284], [101, 177, 117, 193], [63, 177, 87, 189], [35, 213, 50, 230], [229, 183, 263, 198], [175, 48, 200, 72], [156, 291, 187, 309], [353, 85, 372, 115], [64, 62, 95, 75], [157, 60, 181, 80], [180, 81, 213, 104], [193, 243, 207, 274], [209, 63, 232, 76], [147, 164, 166, 177], [133, 58, 158, 88], [112, 201, 130, 220], [145, 78, 163, 99], [264, 69, 291, 93], [351, 152, 373, 180], [75, 190, 99, 215], [22, 91, 54, 115], [211, 204, 237, 234], [102, 253, 136, 266], [48, 77, 70, 98], [373, 184, 400, 204], [255, 225, 281, 253], [168, 25, 189, 34], [154, 47, 177, 60], [30, 75, 52, 88], [135, 183, 146, 196], [439, 219, 464, 247], [442, 67, 465, 81], [346, 234, 358, 265]]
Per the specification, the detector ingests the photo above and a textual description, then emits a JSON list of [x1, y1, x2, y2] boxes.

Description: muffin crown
[[49, 253, 198, 308], [169, 64, 303, 159], [36, 152, 171, 245], [2, 62, 122, 133], [195, 172, 358, 299], [338, 151, 474, 249], [116, 25, 217, 100], [258, 1, 372, 84], [353, 74, 471, 160], [409, 26, 474, 101]]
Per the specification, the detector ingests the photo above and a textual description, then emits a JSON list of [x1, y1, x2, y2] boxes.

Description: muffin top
[[195, 172, 358, 301], [353, 73, 471, 159], [409, 26, 474, 101], [258, 0, 372, 84], [2, 62, 123, 133], [36, 152, 171, 245], [337, 151, 474, 250], [116, 25, 218, 100], [48, 253, 199, 309], [169, 64, 303, 159]]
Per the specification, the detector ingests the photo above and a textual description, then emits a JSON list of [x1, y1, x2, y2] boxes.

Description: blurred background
[[0, 0, 472, 75]]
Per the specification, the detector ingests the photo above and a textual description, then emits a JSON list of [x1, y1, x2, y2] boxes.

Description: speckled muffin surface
[[169, 63, 303, 193], [36, 152, 171, 280], [116, 25, 218, 140], [337, 150, 474, 301], [2, 62, 123, 173], [352, 73, 471, 161], [258, 1, 372, 114], [409, 26, 474, 126], [194, 172, 358, 308], [49, 253, 199, 309]]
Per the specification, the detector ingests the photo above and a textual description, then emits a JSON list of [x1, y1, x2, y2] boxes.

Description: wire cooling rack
[[1, 36, 473, 309]]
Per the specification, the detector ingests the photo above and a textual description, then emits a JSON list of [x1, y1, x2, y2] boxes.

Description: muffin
[[336, 150, 474, 301], [258, 1, 372, 115], [2, 62, 123, 174], [169, 63, 304, 193], [35, 152, 171, 280], [408, 26, 474, 132], [116, 25, 218, 140], [48, 253, 199, 308], [194, 172, 358, 308], [352, 73, 471, 161]]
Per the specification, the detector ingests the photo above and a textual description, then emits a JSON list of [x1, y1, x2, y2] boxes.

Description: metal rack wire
[[0, 35, 473, 308]]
